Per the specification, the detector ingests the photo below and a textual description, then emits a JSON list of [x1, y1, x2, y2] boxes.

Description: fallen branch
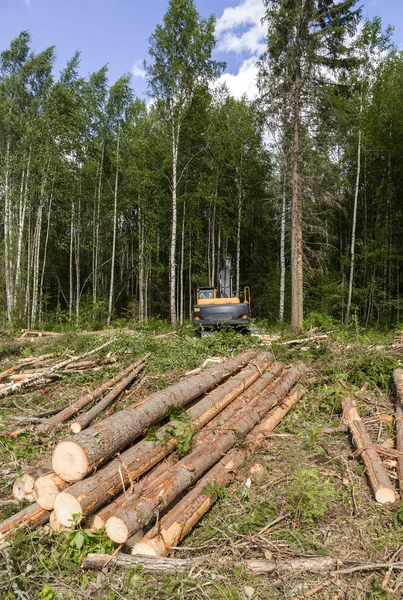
[[280, 335, 328, 346], [69, 353, 150, 433], [0, 339, 116, 400], [38, 352, 135, 433]]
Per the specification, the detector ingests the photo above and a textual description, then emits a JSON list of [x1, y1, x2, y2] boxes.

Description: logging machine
[[192, 257, 250, 332]]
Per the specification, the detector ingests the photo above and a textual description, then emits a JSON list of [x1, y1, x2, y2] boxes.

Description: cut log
[[38, 355, 142, 433], [53, 353, 273, 525], [87, 457, 176, 532], [12, 461, 53, 502], [0, 503, 49, 545], [49, 510, 70, 532], [342, 396, 397, 504], [394, 370, 403, 496], [0, 338, 116, 400], [52, 349, 259, 483], [105, 363, 305, 543], [246, 384, 307, 446], [70, 353, 150, 433], [82, 553, 339, 576], [193, 362, 285, 446], [132, 448, 246, 556], [34, 472, 69, 510]]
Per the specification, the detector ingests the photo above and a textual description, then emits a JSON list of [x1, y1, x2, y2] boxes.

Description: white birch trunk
[[4, 137, 13, 322], [345, 112, 362, 325], [69, 200, 74, 321], [170, 122, 179, 329], [180, 200, 185, 324], [107, 127, 120, 327], [15, 149, 31, 307]]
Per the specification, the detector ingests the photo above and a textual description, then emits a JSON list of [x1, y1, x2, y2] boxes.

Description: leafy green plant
[[230, 501, 276, 535], [347, 353, 398, 391], [287, 467, 337, 522], [202, 481, 227, 500]]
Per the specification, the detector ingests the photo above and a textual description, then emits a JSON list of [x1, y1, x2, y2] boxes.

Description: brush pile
[[0, 349, 306, 553]]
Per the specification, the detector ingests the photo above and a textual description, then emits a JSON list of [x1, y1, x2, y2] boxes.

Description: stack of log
[[0, 349, 306, 551]]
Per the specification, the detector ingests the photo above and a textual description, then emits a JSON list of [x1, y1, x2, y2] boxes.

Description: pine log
[[53, 353, 273, 525], [87, 457, 176, 532], [49, 510, 70, 532], [38, 355, 141, 433], [246, 384, 307, 446], [34, 472, 69, 510], [105, 363, 305, 543], [52, 349, 259, 483], [12, 461, 53, 502], [70, 353, 150, 433], [0, 503, 49, 545], [394, 370, 403, 496], [0, 339, 116, 400], [342, 396, 397, 504], [193, 362, 286, 447], [132, 448, 246, 556], [81, 553, 339, 576]]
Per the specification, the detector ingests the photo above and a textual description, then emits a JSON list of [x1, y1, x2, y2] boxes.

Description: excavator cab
[[192, 259, 250, 331]]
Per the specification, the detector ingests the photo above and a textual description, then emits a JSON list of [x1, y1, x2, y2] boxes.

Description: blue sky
[[2, 0, 403, 99]]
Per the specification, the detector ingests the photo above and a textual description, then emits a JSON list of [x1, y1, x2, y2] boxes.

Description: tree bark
[[279, 170, 287, 324], [291, 63, 303, 332], [342, 396, 396, 504], [107, 127, 121, 327], [0, 503, 49, 546], [170, 122, 180, 329], [69, 353, 150, 433], [132, 448, 246, 556], [38, 354, 137, 433], [105, 363, 305, 543], [52, 349, 258, 483], [53, 353, 271, 525], [246, 384, 306, 446], [88, 457, 175, 532], [393, 369, 403, 496], [345, 111, 362, 325]]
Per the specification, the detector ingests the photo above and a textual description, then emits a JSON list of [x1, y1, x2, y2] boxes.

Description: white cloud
[[216, 0, 265, 34], [131, 60, 146, 79], [24, 0, 31, 5], [215, 0, 267, 99], [216, 56, 259, 100], [216, 0, 267, 54]]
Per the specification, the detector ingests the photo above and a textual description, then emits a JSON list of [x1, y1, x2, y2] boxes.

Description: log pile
[[0, 349, 306, 550]]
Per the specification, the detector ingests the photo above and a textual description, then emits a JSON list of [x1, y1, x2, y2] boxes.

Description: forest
[[0, 0, 402, 332]]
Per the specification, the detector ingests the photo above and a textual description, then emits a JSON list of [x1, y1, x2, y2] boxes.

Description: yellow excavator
[[192, 258, 250, 333]]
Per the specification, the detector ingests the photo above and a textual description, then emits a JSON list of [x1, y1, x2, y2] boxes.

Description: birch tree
[[146, 0, 223, 329]]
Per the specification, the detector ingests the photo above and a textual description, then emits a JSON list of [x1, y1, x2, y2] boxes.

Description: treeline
[[0, 1, 402, 330]]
